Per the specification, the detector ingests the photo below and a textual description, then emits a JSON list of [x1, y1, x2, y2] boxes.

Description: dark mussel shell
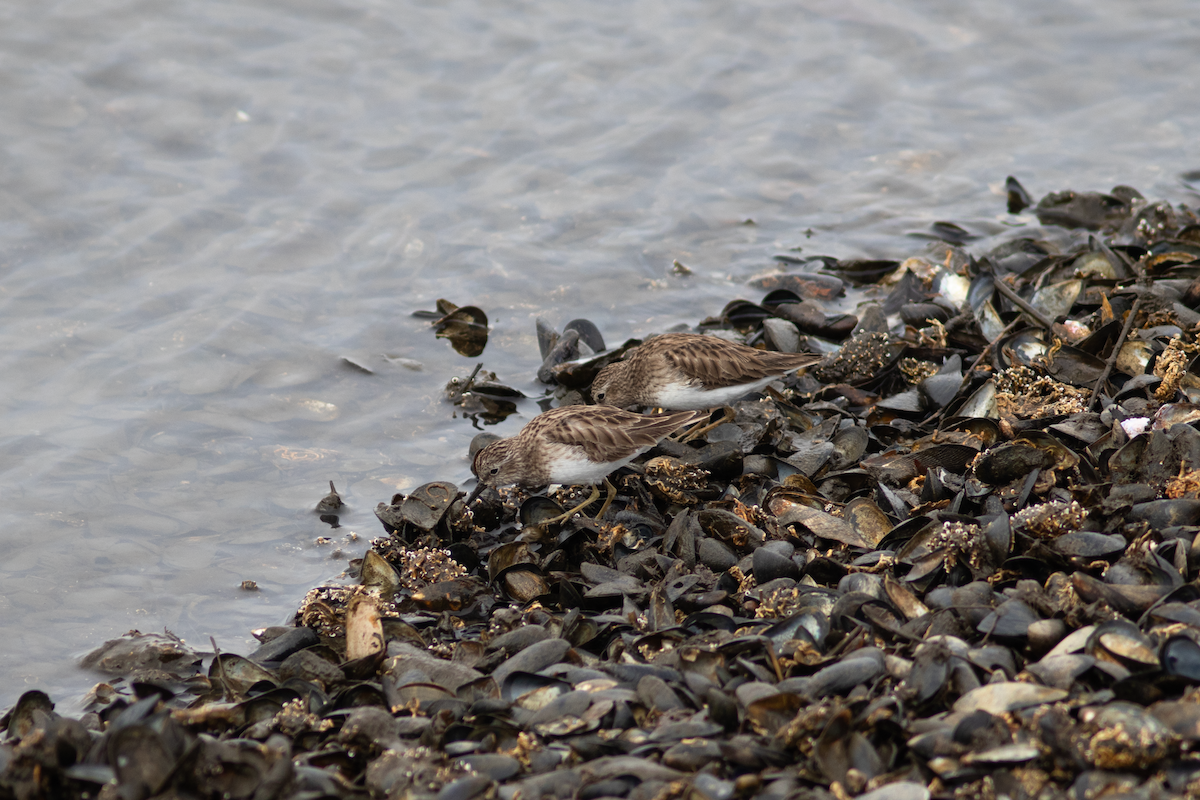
[[750, 272, 846, 300], [434, 303, 489, 357], [719, 299, 773, 330], [826, 259, 901, 286], [518, 495, 567, 527]]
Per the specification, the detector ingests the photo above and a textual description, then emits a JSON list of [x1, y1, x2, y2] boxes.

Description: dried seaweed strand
[[993, 278, 1056, 331], [210, 636, 234, 702], [1088, 295, 1142, 409]]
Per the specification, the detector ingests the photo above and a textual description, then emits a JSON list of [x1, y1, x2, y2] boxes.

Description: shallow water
[[0, 0, 1197, 711]]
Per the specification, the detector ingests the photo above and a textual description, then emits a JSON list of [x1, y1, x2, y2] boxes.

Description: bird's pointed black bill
[[465, 481, 487, 506]]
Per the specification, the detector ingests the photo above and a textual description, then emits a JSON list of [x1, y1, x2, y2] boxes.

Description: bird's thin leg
[[595, 478, 617, 521], [681, 405, 734, 442], [662, 407, 691, 441], [542, 483, 601, 525]]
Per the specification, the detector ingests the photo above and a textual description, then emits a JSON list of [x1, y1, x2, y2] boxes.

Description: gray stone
[[763, 318, 801, 353]]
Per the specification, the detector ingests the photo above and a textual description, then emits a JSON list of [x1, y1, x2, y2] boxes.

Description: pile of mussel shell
[[9, 180, 1200, 799]]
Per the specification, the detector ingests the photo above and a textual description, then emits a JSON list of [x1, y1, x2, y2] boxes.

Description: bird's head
[[591, 361, 635, 408], [471, 439, 521, 488]]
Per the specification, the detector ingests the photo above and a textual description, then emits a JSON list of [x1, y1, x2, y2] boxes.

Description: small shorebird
[[592, 332, 822, 411], [467, 405, 704, 522]]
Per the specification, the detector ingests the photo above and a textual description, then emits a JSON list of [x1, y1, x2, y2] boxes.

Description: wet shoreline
[[6, 180, 1200, 799]]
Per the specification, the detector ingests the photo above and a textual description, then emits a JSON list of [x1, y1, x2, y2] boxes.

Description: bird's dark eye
[[594, 390, 605, 401], [490, 467, 500, 475]]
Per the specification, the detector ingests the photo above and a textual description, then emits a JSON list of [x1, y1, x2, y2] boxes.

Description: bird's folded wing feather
[[667, 339, 822, 386], [545, 409, 700, 462]]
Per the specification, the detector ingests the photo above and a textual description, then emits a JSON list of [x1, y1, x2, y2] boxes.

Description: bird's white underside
[[653, 376, 776, 410], [545, 448, 649, 485]]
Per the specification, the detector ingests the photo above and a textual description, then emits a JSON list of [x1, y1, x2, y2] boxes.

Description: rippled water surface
[[1, 0, 1198, 710]]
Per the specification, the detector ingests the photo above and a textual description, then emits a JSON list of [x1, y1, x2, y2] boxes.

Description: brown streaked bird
[[591, 332, 823, 410], [467, 405, 704, 522]]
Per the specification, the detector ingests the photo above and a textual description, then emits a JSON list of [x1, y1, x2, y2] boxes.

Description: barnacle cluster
[[899, 358, 939, 384], [1014, 500, 1086, 539], [994, 365, 1088, 420], [813, 331, 892, 384]]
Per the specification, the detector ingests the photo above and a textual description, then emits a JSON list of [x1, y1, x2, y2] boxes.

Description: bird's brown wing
[[541, 407, 702, 463], [660, 335, 822, 388]]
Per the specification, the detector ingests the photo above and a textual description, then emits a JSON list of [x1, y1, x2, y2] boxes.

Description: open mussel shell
[[1, 691, 56, 741], [841, 497, 892, 548], [1031, 279, 1083, 320], [496, 566, 550, 603], [209, 654, 276, 696], [975, 300, 1006, 342], [1113, 340, 1161, 381], [829, 425, 868, 470], [1074, 318, 1122, 359], [999, 331, 1047, 367], [873, 513, 931, 554], [547, 338, 639, 390], [360, 550, 401, 596], [487, 541, 537, 581], [955, 380, 997, 419], [238, 686, 301, 725], [562, 614, 601, 648], [1161, 635, 1200, 682], [392, 682, 455, 712], [433, 304, 489, 357], [862, 443, 976, 487], [534, 319, 608, 386], [519, 495, 566, 527], [1087, 620, 1159, 670]]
